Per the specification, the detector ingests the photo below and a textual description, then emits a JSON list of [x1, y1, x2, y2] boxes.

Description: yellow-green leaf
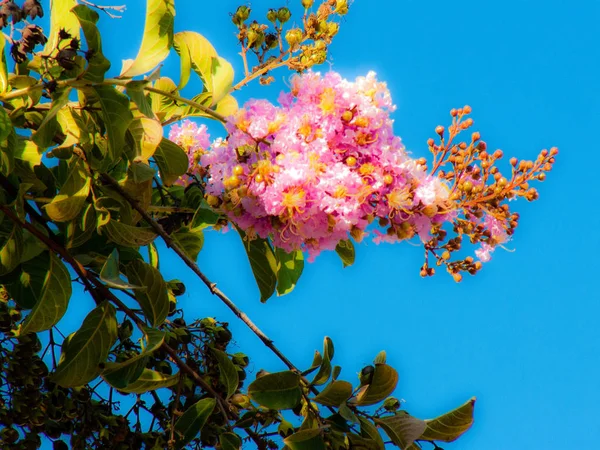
[[210, 348, 239, 400], [19, 253, 72, 334], [117, 368, 179, 393], [0, 219, 23, 276], [355, 364, 398, 406], [72, 5, 111, 82], [173, 31, 217, 90], [174, 398, 216, 449], [239, 230, 277, 303], [120, 0, 175, 78], [0, 34, 8, 94], [219, 432, 242, 450], [375, 413, 427, 450], [313, 380, 353, 407], [128, 117, 163, 162], [275, 248, 304, 296], [102, 328, 165, 388], [335, 239, 355, 267], [51, 301, 118, 387], [125, 259, 169, 327], [154, 138, 188, 186], [210, 56, 234, 105], [44, 158, 90, 222], [248, 371, 302, 410], [419, 397, 476, 443], [284, 429, 326, 450], [99, 249, 142, 290], [171, 226, 204, 261], [97, 208, 157, 247], [43, 0, 80, 55]]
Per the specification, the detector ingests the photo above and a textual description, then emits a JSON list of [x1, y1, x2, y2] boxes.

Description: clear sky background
[[42, 0, 600, 448]]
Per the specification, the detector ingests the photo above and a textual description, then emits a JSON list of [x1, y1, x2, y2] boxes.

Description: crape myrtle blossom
[[168, 121, 211, 186], [172, 71, 453, 261], [169, 70, 557, 274]]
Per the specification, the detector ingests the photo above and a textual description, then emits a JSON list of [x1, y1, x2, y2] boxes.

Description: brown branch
[[0, 189, 268, 447], [98, 173, 337, 413], [98, 173, 300, 373]]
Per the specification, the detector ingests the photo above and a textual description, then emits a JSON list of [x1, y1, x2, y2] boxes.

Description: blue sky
[[44, 0, 600, 448]]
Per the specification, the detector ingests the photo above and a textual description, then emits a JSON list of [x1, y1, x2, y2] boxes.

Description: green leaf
[[128, 117, 163, 162], [210, 57, 234, 105], [239, 231, 277, 303], [99, 249, 142, 289], [43, 0, 80, 55], [154, 138, 188, 186], [284, 429, 326, 450], [0, 107, 11, 142], [14, 138, 42, 168], [85, 85, 133, 165], [335, 239, 355, 268], [248, 371, 302, 410], [55, 107, 89, 150], [125, 80, 155, 118], [210, 348, 239, 400], [419, 397, 476, 442], [219, 432, 242, 450], [375, 413, 427, 450], [374, 351, 387, 365], [32, 88, 72, 147], [355, 364, 399, 406], [66, 203, 96, 249], [0, 219, 23, 276], [72, 5, 111, 82], [116, 368, 179, 393], [44, 158, 90, 222], [313, 380, 353, 407], [125, 259, 169, 327], [148, 242, 159, 269], [149, 77, 180, 121], [174, 398, 216, 449], [358, 417, 385, 450], [302, 350, 322, 376], [18, 253, 72, 334], [172, 31, 217, 90], [0, 34, 8, 94], [214, 94, 239, 117], [346, 433, 382, 450], [102, 328, 165, 388], [97, 208, 157, 247], [120, 0, 175, 78], [51, 301, 118, 387], [275, 248, 304, 296], [312, 337, 334, 386], [171, 226, 204, 261]]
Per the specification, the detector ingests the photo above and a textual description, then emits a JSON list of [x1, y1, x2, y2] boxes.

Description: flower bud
[[285, 28, 303, 49], [383, 397, 401, 411], [236, 5, 250, 21], [301, 0, 314, 9], [334, 0, 349, 15], [266, 8, 278, 23], [277, 7, 292, 23]]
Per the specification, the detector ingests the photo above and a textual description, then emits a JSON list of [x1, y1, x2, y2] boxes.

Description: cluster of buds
[[170, 71, 556, 279], [0, 0, 42, 28], [1, 0, 45, 63], [231, 1, 348, 84], [418, 107, 557, 280], [9, 23, 46, 63], [39, 28, 82, 74]]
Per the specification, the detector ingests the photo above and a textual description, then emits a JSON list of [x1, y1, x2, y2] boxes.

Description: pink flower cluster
[[168, 120, 211, 186], [193, 71, 455, 261]]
